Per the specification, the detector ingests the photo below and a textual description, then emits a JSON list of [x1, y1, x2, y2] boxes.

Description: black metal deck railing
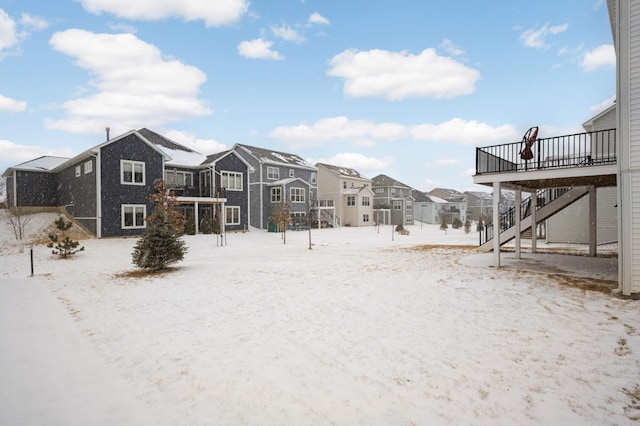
[[479, 188, 570, 246], [476, 128, 616, 175]]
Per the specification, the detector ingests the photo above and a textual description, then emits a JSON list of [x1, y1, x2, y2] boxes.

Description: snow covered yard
[[1, 214, 639, 425]]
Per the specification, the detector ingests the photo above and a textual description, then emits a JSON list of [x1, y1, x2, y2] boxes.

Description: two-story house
[[371, 174, 415, 226], [316, 163, 374, 227], [232, 143, 317, 230], [3, 128, 239, 237]]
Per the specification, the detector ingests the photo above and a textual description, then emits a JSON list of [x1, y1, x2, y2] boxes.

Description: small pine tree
[[395, 224, 404, 232], [185, 212, 196, 235], [201, 213, 213, 234], [440, 217, 448, 231], [47, 217, 84, 258], [132, 180, 187, 271], [452, 217, 463, 229], [464, 219, 471, 234]]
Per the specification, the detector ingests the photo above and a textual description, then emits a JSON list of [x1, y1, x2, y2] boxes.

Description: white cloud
[[313, 152, 393, 173], [328, 48, 480, 100], [164, 129, 227, 154], [412, 118, 518, 145], [433, 158, 460, 166], [269, 116, 409, 148], [582, 44, 615, 71], [439, 39, 464, 56], [0, 139, 76, 164], [47, 29, 211, 134], [78, 0, 248, 27], [0, 9, 17, 50], [20, 13, 49, 31], [519, 23, 569, 49], [0, 94, 27, 112], [271, 24, 305, 43], [238, 38, 283, 60], [308, 13, 330, 26], [270, 116, 515, 148]]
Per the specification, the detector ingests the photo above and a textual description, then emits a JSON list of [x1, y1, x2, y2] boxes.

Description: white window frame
[[121, 160, 145, 185], [390, 188, 397, 196], [267, 166, 279, 180], [406, 214, 413, 222], [75, 165, 81, 177], [290, 187, 305, 203], [165, 170, 193, 187], [221, 171, 243, 191], [271, 187, 282, 203], [121, 204, 146, 229], [406, 200, 413, 210], [347, 195, 356, 206], [289, 169, 294, 178], [363, 214, 370, 223], [362, 196, 370, 206], [310, 172, 317, 184], [375, 188, 384, 193], [393, 200, 402, 210], [225, 206, 240, 225], [84, 160, 92, 174]]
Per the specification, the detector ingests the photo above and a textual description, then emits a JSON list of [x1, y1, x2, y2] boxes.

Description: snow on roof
[[159, 146, 207, 167], [237, 144, 315, 169], [9, 156, 70, 172], [316, 162, 369, 180], [427, 195, 448, 204]]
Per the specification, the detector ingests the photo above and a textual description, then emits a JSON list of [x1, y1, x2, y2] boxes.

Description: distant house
[[464, 191, 492, 222], [429, 188, 464, 201], [232, 143, 317, 230], [2, 128, 244, 237], [371, 174, 415, 226], [316, 163, 374, 227]]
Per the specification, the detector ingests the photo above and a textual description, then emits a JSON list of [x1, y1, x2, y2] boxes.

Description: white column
[[515, 188, 521, 259], [531, 190, 537, 253], [589, 185, 597, 257], [194, 201, 199, 234], [493, 181, 501, 268]]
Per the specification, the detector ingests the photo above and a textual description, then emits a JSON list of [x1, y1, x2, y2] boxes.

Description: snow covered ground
[[1, 213, 639, 425]]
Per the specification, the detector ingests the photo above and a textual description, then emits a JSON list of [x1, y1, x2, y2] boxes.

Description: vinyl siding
[[629, 0, 640, 293]]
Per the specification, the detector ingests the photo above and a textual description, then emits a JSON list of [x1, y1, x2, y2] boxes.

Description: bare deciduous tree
[[2, 206, 33, 253]]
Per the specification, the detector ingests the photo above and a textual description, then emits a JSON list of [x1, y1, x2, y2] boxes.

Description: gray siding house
[[232, 143, 317, 230], [2, 129, 244, 237], [371, 174, 415, 226]]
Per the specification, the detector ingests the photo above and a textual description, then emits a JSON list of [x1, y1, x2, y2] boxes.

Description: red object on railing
[[519, 126, 539, 160]]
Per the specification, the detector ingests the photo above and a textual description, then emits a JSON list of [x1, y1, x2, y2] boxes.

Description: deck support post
[[493, 182, 501, 268], [531, 190, 537, 253], [589, 185, 597, 257], [515, 188, 521, 259]]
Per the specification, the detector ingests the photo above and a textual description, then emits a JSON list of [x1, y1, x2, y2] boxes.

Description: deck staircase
[[478, 186, 589, 252]]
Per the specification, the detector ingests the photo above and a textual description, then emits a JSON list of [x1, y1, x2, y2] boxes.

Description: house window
[[267, 166, 279, 180], [75, 166, 81, 177], [393, 201, 402, 210], [343, 181, 347, 189], [121, 160, 145, 185], [290, 212, 306, 226], [122, 205, 146, 229], [164, 170, 193, 187], [290, 187, 305, 203], [289, 169, 294, 178], [406, 200, 413, 210], [225, 206, 240, 225], [362, 196, 370, 206], [271, 187, 282, 203], [347, 196, 356, 206], [375, 188, 384, 193], [221, 171, 243, 191], [310, 172, 317, 184], [390, 188, 396, 196], [406, 214, 413, 222], [84, 160, 93, 174], [363, 214, 369, 223]]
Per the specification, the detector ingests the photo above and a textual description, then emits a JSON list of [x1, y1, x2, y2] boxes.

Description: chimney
[[106, 127, 110, 141]]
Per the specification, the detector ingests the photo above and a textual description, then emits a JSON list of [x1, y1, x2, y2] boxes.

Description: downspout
[[93, 151, 102, 238], [12, 170, 17, 207], [259, 163, 264, 229]]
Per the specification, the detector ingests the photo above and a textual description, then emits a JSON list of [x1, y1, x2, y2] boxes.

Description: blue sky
[[0, 0, 615, 192]]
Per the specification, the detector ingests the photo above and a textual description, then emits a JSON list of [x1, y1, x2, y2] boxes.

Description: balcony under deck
[[473, 129, 617, 190]]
